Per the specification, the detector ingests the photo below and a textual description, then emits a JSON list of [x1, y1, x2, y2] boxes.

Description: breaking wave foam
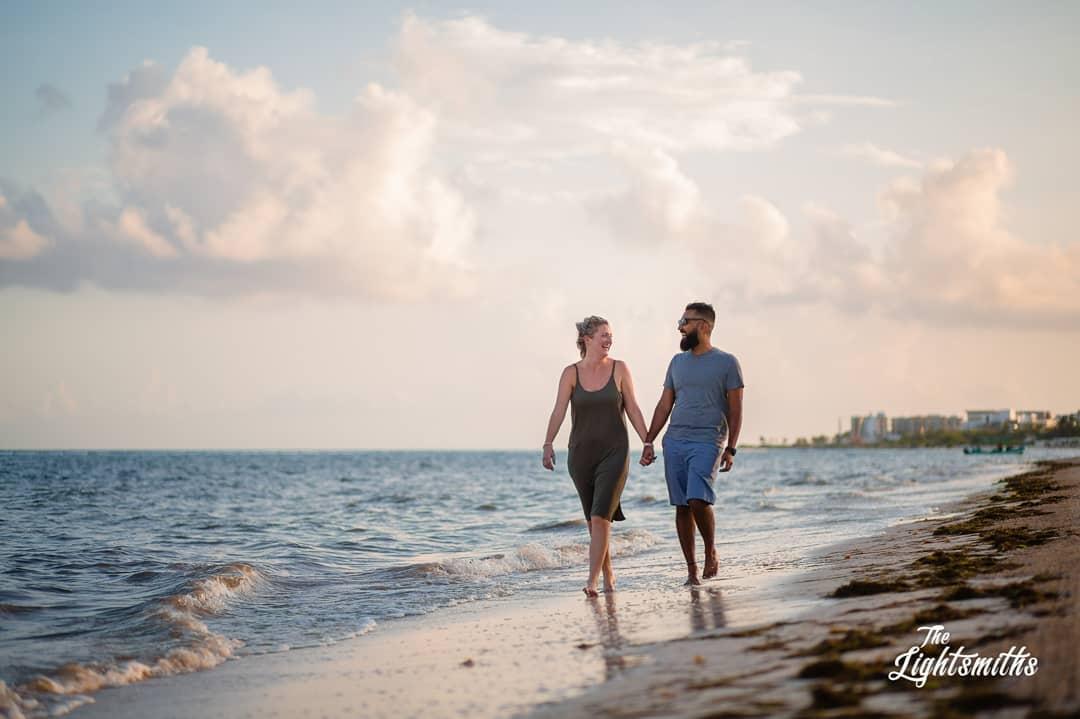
[[4, 563, 263, 719], [418, 528, 660, 580]]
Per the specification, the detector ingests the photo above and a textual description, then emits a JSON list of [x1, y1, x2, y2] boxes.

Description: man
[[641, 302, 744, 586]]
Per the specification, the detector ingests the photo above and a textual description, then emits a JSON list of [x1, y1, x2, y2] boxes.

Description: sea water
[[1, 447, 1073, 716]]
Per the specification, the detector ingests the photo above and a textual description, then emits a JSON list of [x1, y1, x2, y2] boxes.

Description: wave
[[4, 563, 263, 719], [525, 518, 587, 532], [412, 528, 661, 580], [0, 603, 42, 616]]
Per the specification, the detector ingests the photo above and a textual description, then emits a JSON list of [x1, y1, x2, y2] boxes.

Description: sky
[[1, 1, 1078, 449]]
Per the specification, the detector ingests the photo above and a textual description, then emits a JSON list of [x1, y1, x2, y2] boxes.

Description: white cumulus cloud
[[395, 13, 810, 159], [2, 47, 477, 300], [802, 149, 1080, 328]]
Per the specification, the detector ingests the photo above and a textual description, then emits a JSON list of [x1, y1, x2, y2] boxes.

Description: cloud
[[587, 147, 806, 301], [0, 15, 895, 300], [35, 83, 71, 117], [802, 149, 1080, 328], [394, 13, 856, 157], [841, 142, 921, 168], [587, 142, 1079, 329], [2, 47, 477, 300], [589, 145, 703, 243], [0, 186, 54, 260]]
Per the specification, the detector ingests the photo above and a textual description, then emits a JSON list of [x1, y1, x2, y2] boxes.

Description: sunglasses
[[677, 317, 707, 328]]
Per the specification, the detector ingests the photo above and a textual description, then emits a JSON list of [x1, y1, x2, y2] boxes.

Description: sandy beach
[[54, 457, 1079, 719], [533, 457, 1080, 718]]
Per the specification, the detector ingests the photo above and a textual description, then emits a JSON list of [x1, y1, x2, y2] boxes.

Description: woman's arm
[[542, 365, 576, 470], [616, 361, 650, 445]]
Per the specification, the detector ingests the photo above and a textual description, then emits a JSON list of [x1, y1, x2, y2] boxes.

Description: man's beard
[[680, 330, 700, 351]]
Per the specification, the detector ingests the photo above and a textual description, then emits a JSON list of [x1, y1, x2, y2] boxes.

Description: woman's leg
[[602, 543, 615, 592], [586, 516, 612, 596]]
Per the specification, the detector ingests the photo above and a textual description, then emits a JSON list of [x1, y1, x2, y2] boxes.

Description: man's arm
[[719, 387, 743, 471], [645, 387, 675, 444], [641, 388, 675, 465], [726, 387, 743, 449]]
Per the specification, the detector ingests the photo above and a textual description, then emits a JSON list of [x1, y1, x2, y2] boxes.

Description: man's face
[[678, 313, 708, 351]]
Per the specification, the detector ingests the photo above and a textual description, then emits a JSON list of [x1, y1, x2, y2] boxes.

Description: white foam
[[427, 528, 660, 579], [164, 562, 263, 615], [7, 564, 261, 717]]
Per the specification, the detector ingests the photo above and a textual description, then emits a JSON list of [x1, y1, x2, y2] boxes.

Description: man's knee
[[675, 505, 692, 517]]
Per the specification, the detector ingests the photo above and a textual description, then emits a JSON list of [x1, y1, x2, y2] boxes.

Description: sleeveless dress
[[567, 360, 629, 522]]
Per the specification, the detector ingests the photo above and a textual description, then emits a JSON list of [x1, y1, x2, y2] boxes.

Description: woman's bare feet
[[583, 585, 600, 598], [703, 549, 719, 579], [684, 561, 702, 586], [603, 572, 616, 593]]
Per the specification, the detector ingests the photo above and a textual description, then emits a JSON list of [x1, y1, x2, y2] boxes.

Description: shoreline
[[32, 457, 1079, 719], [530, 458, 1080, 718]]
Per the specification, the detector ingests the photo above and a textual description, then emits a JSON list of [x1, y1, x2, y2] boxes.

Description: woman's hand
[[542, 444, 556, 470]]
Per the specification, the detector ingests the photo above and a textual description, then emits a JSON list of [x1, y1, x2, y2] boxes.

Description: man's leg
[[685, 442, 722, 579], [689, 499, 718, 578], [664, 438, 700, 585], [675, 505, 700, 585]]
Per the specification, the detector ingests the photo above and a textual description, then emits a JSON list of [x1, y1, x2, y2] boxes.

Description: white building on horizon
[[964, 409, 1014, 430], [1016, 410, 1055, 429], [851, 413, 889, 443], [891, 415, 964, 436]]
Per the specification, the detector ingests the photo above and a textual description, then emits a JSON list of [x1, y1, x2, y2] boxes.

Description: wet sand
[[66, 458, 1080, 719], [67, 579, 790, 719], [531, 458, 1080, 718]]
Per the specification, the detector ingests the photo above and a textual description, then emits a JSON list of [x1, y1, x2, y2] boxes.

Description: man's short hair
[[685, 302, 716, 325]]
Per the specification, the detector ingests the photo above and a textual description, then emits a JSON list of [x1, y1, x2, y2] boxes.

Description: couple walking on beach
[[542, 302, 744, 597]]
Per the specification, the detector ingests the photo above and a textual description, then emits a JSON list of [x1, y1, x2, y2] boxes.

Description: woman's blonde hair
[[575, 315, 608, 358]]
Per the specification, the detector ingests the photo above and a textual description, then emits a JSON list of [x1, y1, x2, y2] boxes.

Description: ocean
[[1, 447, 1071, 717]]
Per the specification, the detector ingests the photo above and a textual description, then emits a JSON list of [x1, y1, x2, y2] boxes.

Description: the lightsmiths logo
[[889, 624, 1039, 688]]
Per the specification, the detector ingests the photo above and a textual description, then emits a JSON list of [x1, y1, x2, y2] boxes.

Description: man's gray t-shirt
[[663, 348, 744, 446]]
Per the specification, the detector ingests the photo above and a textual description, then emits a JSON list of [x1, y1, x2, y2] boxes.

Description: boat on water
[[963, 445, 1025, 455]]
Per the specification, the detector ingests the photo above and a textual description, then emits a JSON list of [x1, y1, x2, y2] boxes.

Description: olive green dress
[[568, 360, 629, 522]]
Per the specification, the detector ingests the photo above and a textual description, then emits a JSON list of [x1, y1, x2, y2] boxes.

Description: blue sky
[[1, 2, 1078, 448]]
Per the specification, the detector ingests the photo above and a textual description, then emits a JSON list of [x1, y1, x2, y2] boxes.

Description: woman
[[542, 315, 650, 597]]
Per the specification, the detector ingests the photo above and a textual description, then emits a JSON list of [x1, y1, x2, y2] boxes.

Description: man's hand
[[640, 444, 655, 466], [719, 449, 734, 472]]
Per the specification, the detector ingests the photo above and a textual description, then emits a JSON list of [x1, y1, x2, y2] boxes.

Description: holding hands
[[639, 442, 656, 466]]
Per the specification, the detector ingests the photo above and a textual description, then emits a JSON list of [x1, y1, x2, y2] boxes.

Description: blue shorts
[[662, 437, 722, 506]]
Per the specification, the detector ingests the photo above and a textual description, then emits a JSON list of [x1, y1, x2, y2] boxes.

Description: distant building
[[851, 413, 889, 443], [891, 415, 964, 436], [1016, 410, 1055, 429], [964, 409, 1014, 430]]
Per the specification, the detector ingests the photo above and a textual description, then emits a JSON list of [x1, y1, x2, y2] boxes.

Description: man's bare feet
[[583, 585, 600, 598], [684, 561, 702, 586], [702, 549, 719, 579]]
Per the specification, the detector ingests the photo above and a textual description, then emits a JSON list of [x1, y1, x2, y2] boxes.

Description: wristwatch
[[725, 446, 737, 456]]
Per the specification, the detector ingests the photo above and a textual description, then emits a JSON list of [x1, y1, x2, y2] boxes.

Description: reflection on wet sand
[[689, 586, 727, 633], [588, 593, 628, 679], [584, 585, 728, 682]]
